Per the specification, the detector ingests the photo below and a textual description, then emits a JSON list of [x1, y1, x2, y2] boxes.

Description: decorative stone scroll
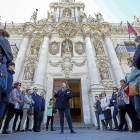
[[63, 8, 71, 17]]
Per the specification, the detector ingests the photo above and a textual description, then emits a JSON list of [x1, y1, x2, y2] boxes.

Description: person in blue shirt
[[31, 87, 40, 132], [38, 92, 45, 131], [54, 82, 76, 134]]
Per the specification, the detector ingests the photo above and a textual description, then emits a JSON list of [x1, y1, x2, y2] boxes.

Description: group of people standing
[[94, 36, 140, 132]]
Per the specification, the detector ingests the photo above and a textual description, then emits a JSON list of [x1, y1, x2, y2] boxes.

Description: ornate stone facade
[[3, 0, 140, 125]]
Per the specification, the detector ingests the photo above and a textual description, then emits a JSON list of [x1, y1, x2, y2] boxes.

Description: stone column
[[14, 32, 31, 81], [35, 32, 51, 88], [75, 8, 79, 22], [84, 33, 99, 86], [104, 35, 124, 86]]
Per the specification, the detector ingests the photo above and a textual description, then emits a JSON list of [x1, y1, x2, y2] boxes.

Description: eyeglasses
[[34, 89, 38, 90], [18, 85, 21, 86]]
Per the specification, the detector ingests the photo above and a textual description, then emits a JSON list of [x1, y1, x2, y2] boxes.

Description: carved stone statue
[[99, 63, 110, 80], [132, 15, 140, 26], [63, 8, 71, 17], [62, 40, 72, 55], [47, 11, 53, 19], [95, 42, 104, 55], [24, 65, 35, 81], [95, 12, 104, 23], [30, 10, 38, 23], [80, 11, 87, 19], [30, 41, 40, 55]]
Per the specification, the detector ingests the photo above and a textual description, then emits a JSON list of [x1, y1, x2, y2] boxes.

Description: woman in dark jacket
[[54, 82, 76, 134], [2, 82, 23, 134], [117, 79, 137, 132]]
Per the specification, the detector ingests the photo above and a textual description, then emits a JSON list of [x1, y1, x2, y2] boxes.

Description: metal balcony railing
[[10, 44, 19, 57], [115, 44, 136, 56]]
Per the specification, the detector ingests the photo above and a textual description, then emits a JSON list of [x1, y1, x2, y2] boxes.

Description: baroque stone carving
[[58, 22, 77, 38], [98, 62, 110, 80], [101, 80, 113, 90], [23, 64, 35, 81], [94, 41, 105, 55], [75, 41, 85, 55], [63, 8, 71, 17], [49, 57, 85, 77], [62, 39, 73, 56], [132, 15, 140, 26], [94, 12, 104, 24], [49, 41, 60, 55], [80, 11, 87, 19], [30, 40, 41, 55], [30, 10, 38, 23], [47, 11, 53, 19]]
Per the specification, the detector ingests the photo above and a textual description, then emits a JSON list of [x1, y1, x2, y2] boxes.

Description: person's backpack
[[133, 43, 140, 69]]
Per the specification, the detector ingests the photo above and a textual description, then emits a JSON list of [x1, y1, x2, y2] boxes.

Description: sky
[[0, 0, 139, 24]]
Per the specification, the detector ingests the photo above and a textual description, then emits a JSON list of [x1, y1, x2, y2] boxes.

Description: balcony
[[115, 44, 135, 63], [10, 44, 19, 61]]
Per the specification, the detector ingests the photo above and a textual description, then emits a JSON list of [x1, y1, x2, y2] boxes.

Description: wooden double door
[[53, 79, 83, 122]]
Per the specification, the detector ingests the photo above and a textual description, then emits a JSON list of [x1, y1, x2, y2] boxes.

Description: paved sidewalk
[[0, 129, 140, 140]]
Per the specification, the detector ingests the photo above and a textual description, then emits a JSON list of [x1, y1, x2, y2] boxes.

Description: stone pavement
[[0, 129, 140, 140]]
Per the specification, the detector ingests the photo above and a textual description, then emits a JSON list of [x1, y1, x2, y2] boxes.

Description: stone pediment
[[23, 22, 36, 33]]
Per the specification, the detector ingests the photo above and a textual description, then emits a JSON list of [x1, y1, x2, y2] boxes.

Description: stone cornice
[[43, 31, 51, 38]]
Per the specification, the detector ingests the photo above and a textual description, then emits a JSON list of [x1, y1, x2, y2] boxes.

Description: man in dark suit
[[31, 87, 40, 132]]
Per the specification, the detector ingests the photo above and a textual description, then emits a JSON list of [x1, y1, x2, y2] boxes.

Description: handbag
[[99, 113, 105, 120], [27, 105, 34, 115], [52, 105, 57, 114], [117, 100, 127, 110], [0, 59, 7, 92], [129, 83, 139, 96], [14, 102, 20, 109]]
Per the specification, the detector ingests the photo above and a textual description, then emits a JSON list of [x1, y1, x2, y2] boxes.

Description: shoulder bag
[[99, 111, 105, 120], [27, 104, 34, 115]]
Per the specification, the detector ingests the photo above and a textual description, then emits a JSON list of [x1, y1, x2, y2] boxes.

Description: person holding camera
[[54, 82, 76, 134]]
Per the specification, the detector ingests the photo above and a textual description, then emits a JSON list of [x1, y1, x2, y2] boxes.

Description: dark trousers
[[12, 109, 23, 131], [118, 102, 137, 131], [95, 111, 100, 127], [113, 106, 128, 129], [0, 106, 9, 129], [58, 109, 73, 131], [0, 93, 7, 116], [33, 109, 39, 131], [38, 110, 44, 130], [46, 116, 54, 130], [3, 103, 16, 131]]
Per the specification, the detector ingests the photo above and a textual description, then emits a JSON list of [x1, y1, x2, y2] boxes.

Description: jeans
[[3, 103, 16, 131], [12, 109, 23, 131], [0, 106, 9, 129], [118, 102, 137, 131], [58, 109, 73, 131], [46, 116, 54, 130], [0, 93, 7, 116], [38, 110, 44, 130]]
